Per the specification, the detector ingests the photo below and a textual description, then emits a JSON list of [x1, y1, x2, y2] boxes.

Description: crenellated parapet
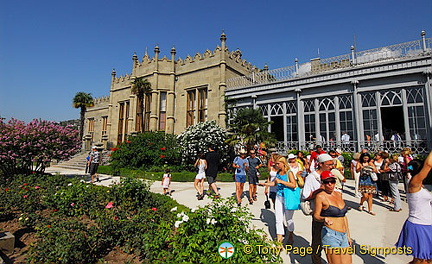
[[93, 95, 110, 105]]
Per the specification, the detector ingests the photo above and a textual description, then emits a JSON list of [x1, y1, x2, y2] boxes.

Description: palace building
[[85, 31, 431, 154], [84, 32, 257, 150], [225, 31, 432, 154]]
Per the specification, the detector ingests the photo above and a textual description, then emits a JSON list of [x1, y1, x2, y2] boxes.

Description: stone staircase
[[49, 152, 89, 171]]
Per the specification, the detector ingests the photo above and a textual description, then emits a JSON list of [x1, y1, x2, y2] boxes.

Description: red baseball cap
[[321, 171, 336, 181]]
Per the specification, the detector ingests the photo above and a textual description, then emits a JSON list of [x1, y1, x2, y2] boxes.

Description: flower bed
[[1, 174, 281, 263]]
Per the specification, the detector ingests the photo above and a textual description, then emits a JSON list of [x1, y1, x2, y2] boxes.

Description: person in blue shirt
[[233, 150, 249, 206]]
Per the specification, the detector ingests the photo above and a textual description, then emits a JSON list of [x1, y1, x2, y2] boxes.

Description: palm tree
[[131, 77, 152, 132], [226, 108, 276, 152], [73, 92, 94, 140]]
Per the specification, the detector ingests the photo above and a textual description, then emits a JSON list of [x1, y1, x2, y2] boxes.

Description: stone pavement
[[45, 167, 422, 264]]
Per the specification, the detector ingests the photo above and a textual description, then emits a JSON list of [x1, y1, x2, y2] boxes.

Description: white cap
[[287, 153, 296, 159], [317, 154, 333, 163]]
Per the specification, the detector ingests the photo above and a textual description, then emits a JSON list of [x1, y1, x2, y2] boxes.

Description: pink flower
[[35, 186, 40, 189], [105, 202, 114, 209], [23, 195, 28, 198], [71, 203, 75, 207], [151, 207, 157, 211]]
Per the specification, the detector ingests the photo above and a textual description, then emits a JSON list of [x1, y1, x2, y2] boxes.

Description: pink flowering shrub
[[0, 118, 81, 176]]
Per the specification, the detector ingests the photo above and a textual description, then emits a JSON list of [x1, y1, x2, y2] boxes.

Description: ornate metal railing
[[227, 36, 432, 90], [274, 140, 429, 155]]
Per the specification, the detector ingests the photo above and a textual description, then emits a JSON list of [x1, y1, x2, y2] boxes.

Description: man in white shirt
[[302, 154, 335, 264], [341, 131, 350, 144]]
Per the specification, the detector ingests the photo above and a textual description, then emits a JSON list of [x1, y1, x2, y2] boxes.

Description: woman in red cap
[[314, 171, 352, 264]]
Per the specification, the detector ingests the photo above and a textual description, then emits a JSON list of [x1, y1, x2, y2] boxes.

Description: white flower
[[174, 221, 183, 228], [191, 207, 197, 213], [170, 207, 177, 212], [211, 219, 217, 225], [67, 183, 72, 186], [182, 214, 189, 222], [80, 180, 85, 183], [206, 218, 211, 225], [230, 208, 237, 213]]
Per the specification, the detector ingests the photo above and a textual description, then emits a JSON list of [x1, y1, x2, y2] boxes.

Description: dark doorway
[[270, 116, 284, 141], [380, 106, 405, 140]]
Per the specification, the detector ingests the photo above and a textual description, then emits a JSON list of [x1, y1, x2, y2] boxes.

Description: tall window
[[318, 98, 336, 143], [135, 97, 143, 132], [303, 100, 315, 142], [88, 118, 95, 142], [286, 101, 298, 141], [197, 88, 207, 122], [124, 101, 130, 139], [159, 92, 167, 130], [339, 95, 354, 141], [118, 103, 125, 144], [102, 116, 108, 136], [144, 93, 151, 131], [187, 90, 196, 127]]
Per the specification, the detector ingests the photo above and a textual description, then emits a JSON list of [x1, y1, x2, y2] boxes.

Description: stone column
[[218, 31, 227, 128], [166, 46, 176, 134], [150, 45, 160, 131]]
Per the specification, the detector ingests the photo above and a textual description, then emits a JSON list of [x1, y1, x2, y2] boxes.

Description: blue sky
[[1, 0, 431, 123]]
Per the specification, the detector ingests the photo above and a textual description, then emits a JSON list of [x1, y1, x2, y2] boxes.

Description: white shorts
[[195, 172, 206, 180]]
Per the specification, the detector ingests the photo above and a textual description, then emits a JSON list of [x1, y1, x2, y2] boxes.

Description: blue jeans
[[321, 226, 349, 248]]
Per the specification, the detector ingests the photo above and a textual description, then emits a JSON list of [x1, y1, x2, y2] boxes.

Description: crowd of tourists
[[189, 144, 431, 264]]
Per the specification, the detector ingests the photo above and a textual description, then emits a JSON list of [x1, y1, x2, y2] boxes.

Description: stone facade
[[84, 32, 257, 150]]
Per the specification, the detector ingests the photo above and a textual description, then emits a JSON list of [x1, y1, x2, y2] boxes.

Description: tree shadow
[[259, 209, 276, 240], [286, 233, 327, 264]]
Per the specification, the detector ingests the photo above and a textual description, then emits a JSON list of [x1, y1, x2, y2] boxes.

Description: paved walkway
[[45, 167, 420, 264]]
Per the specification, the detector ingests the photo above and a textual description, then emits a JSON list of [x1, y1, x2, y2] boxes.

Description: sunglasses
[[323, 180, 336, 184]]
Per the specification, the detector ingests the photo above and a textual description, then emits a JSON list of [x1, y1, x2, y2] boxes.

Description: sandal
[[358, 205, 365, 211], [253, 195, 257, 201], [249, 199, 253, 205], [389, 208, 402, 212], [369, 211, 376, 216]]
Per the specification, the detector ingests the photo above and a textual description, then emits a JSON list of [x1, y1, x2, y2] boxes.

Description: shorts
[[195, 172, 206, 180], [248, 174, 259, 185], [321, 226, 349, 248], [235, 174, 246, 183], [207, 176, 216, 185], [269, 192, 277, 200], [89, 163, 99, 175]]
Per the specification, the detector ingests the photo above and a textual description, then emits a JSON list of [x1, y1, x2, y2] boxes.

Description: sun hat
[[287, 153, 297, 159], [321, 171, 336, 181], [317, 154, 333, 163]]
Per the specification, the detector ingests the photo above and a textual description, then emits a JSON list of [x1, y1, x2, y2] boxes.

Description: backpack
[[388, 162, 402, 181]]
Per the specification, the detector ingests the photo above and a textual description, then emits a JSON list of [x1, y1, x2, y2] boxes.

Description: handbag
[[284, 187, 301, 210], [264, 194, 271, 209], [300, 200, 312, 215], [296, 175, 305, 188], [370, 172, 378, 181]]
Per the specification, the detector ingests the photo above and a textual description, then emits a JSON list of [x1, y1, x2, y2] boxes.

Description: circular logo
[[218, 241, 235, 259]]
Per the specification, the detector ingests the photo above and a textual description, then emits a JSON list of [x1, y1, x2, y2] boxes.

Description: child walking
[[162, 168, 172, 195]]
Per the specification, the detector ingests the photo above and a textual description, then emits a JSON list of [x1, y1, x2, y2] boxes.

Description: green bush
[[28, 218, 103, 264], [166, 197, 281, 263], [110, 131, 182, 172]]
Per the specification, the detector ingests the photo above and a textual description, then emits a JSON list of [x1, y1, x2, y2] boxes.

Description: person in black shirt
[[205, 145, 221, 198]]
